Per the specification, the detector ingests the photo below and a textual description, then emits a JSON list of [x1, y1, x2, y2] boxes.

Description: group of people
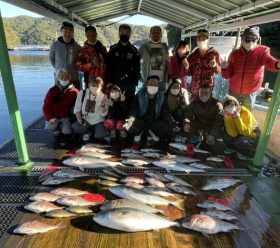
[[43, 22, 280, 160]]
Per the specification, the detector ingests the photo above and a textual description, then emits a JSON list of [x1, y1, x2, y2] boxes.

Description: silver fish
[[98, 180, 120, 187], [206, 157, 224, 162], [200, 210, 238, 221], [166, 183, 196, 196], [112, 167, 128, 176], [109, 186, 184, 210], [140, 148, 161, 153], [197, 201, 235, 212], [103, 169, 122, 178], [144, 170, 170, 182], [74, 151, 113, 159], [66, 206, 93, 214], [29, 192, 60, 202], [93, 208, 180, 232], [152, 160, 204, 173], [182, 214, 240, 234], [86, 143, 111, 148], [169, 142, 210, 154], [121, 148, 142, 154], [143, 186, 179, 198], [45, 209, 76, 218], [100, 199, 164, 214], [165, 154, 200, 164], [13, 220, 65, 235], [146, 177, 165, 188], [163, 174, 192, 187], [99, 174, 119, 181], [52, 169, 90, 179], [202, 178, 242, 192], [142, 152, 161, 159], [121, 153, 144, 159], [121, 176, 145, 184], [76, 145, 111, 154], [42, 177, 73, 186], [57, 196, 101, 207], [24, 201, 64, 213], [50, 187, 89, 196], [189, 163, 213, 170], [125, 182, 144, 189], [121, 159, 150, 167]]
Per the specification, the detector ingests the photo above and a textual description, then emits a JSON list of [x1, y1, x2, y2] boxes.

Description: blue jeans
[[229, 91, 257, 111]]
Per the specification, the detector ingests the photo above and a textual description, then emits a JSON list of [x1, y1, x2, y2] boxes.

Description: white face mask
[[199, 95, 210, 103], [110, 92, 120, 100], [147, 86, 158, 95], [89, 86, 98, 94], [225, 106, 237, 115], [242, 42, 257, 51], [170, 88, 180, 96], [59, 80, 69, 87], [197, 40, 209, 50]]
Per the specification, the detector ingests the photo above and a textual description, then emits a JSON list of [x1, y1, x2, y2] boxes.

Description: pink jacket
[[221, 45, 279, 94], [167, 55, 188, 87]]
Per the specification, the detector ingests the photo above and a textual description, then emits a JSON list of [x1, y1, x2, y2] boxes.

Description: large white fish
[[163, 174, 192, 187], [42, 177, 73, 186], [85, 143, 111, 148], [109, 186, 184, 210], [206, 157, 224, 162], [75, 152, 113, 160], [93, 208, 180, 232], [144, 170, 170, 182], [200, 210, 238, 221], [125, 182, 144, 189], [52, 169, 90, 179], [98, 180, 120, 187], [66, 206, 93, 214], [197, 201, 236, 212], [165, 154, 200, 164], [45, 209, 76, 218], [143, 186, 179, 198], [121, 159, 150, 167], [121, 176, 145, 184], [189, 163, 213, 170], [202, 178, 242, 192], [14, 220, 65, 235], [142, 152, 161, 159], [169, 143, 210, 154], [182, 214, 241, 234], [100, 199, 164, 214], [152, 160, 204, 173], [29, 192, 60, 202], [146, 177, 165, 188], [24, 201, 64, 213], [50, 187, 89, 196], [56, 196, 102, 207], [76, 145, 111, 154], [63, 157, 120, 171], [166, 183, 196, 196]]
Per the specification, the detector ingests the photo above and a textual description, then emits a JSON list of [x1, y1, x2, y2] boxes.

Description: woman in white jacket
[[72, 76, 108, 142]]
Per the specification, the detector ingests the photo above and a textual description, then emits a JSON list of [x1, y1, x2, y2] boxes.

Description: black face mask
[[119, 35, 130, 43]]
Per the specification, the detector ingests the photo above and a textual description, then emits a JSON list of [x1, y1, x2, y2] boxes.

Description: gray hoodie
[[49, 37, 81, 82]]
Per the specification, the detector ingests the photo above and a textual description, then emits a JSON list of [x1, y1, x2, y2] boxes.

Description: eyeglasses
[[243, 37, 258, 43]]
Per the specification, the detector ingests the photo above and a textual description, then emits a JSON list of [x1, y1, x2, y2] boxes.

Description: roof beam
[[137, 0, 143, 12], [139, 10, 184, 28], [69, 0, 123, 13], [89, 11, 136, 24], [154, 0, 212, 20]]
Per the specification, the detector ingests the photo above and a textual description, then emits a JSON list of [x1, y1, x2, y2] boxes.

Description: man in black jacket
[[105, 24, 140, 107]]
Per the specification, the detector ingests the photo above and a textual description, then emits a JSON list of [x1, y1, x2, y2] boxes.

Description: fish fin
[[78, 166, 84, 172], [171, 199, 185, 210], [218, 189, 224, 192], [201, 231, 210, 238], [55, 222, 66, 229]]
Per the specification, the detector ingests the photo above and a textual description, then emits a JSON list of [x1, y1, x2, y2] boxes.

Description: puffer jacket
[[187, 47, 221, 94], [221, 45, 279, 94]]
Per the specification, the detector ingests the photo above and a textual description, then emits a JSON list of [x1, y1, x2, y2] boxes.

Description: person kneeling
[[183, 85, 223, 145], [124, 75, 173, 145], [43, 69, 78, 138], [223, 95, 260, 160], [72, 76, 108, 143]]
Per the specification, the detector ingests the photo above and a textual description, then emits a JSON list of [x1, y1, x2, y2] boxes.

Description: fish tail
[[171, 198, 185, 210], [55, 222, 66, 229]]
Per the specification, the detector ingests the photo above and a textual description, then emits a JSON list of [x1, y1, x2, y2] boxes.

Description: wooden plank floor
[[3, 174, 280, 248]]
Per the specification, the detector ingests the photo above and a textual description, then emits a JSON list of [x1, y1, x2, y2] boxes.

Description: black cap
[[85, 25, 97, 32], [61, 21, 74, 31]]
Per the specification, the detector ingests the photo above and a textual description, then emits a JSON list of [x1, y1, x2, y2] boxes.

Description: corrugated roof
[[3, 0, 280, 35]]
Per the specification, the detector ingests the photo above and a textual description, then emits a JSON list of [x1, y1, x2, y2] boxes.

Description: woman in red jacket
[[221, 26, 280, 110]]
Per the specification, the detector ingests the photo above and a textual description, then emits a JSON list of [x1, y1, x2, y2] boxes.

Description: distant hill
[[3, 16, 153, 48]]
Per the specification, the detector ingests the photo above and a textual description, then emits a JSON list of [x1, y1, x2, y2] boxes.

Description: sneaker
[[53, 130, 61, 137], [224, 147, 235, 154], [148, 129, 159, 142], [237, 152, 252, 160], [110, 129, 116, 138], [83, 132, 92, 142], [134, 132, 142, 143], [120, 130, 127, 138]]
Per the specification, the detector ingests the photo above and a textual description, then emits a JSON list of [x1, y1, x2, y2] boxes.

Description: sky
[[0, 1, 165, 26]]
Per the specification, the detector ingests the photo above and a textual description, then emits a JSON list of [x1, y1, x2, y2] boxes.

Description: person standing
[[186, 29, 221, 95], [105, 24, 140, 107], [221, 26, 280, 110], [77, 25, 107, 87], [49, 22, 81, 89], [139, 26, 169, 91]]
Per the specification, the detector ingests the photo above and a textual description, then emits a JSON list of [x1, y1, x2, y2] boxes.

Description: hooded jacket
[[221, 45, 279, 94], [49, 37, 81, 82]]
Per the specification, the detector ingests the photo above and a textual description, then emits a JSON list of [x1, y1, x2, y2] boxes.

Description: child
[[223, 95, 260, 160], [103, 85, 129, 139]]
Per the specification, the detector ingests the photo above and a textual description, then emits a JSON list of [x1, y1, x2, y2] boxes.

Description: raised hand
[[209, 55, 217, 68], [182, 58, 189, 69], [120, 91, 126, 102], [123, 116, 135, 130]]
